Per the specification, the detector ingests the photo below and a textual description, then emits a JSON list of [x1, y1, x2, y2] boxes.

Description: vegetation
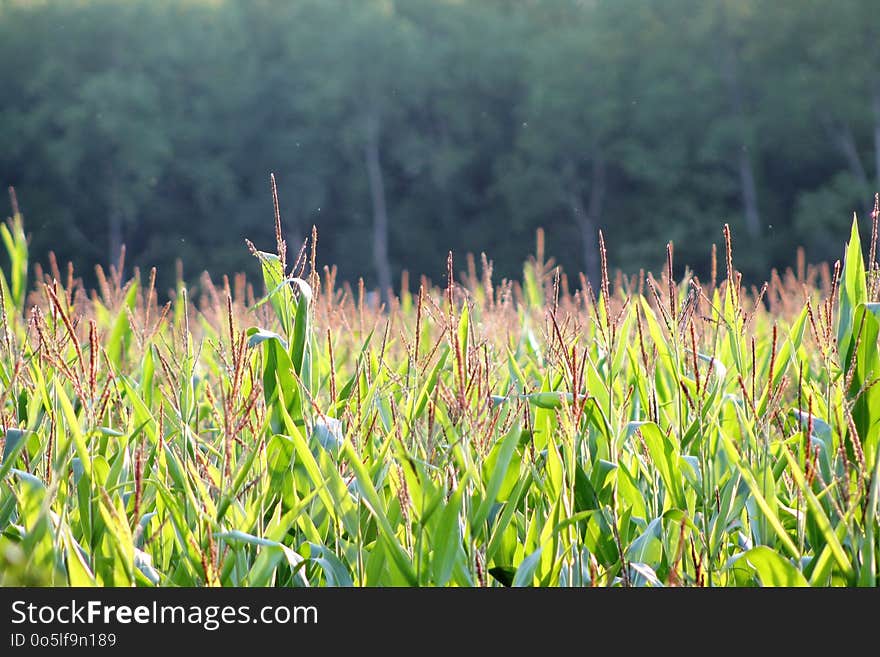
[[1, 190, 879, 587], [2, 0, 880, 291]]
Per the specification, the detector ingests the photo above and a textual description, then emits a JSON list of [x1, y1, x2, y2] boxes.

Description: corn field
[[1, 196, 879, 587]]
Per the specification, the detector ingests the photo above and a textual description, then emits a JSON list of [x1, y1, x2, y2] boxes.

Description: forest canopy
[[1, 0, 878, 291]]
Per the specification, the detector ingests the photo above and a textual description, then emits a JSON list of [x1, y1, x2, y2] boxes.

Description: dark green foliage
[[1, 0, 879, 292]]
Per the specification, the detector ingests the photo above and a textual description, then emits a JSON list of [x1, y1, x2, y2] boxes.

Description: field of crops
[[1, 198, 879, 587]]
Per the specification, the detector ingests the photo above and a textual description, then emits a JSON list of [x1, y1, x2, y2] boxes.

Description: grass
[[1, 192, 879, 587]]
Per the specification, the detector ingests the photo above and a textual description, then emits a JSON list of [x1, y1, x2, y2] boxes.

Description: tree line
[[1, 0, 878, 293]]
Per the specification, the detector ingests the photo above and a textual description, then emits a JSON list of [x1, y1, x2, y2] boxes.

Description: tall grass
[[1, 192, 878, 587]]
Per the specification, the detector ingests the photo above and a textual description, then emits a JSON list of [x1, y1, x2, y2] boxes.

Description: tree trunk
[[872, 84, 880, 192], [107, 40, 124, 269], [108, 209, 122, 267], [737, 145, 761, 238], [825, 117, 872, 218], [108, 173, 123, 266], [835, 122, 869, 189], [569, 156, 605, 288], [719, 16, 761, 237], [364, 112, 393, 304]]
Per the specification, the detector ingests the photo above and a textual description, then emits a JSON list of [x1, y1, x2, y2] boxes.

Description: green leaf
[[106, 281, 139, 368], [251, 251, 295, 338], [743, 546, 808, 587], [838, 215, 867, 366], [512, 547, 543, 587], [0, 210, 28, 310], [431, 483, 465, 586], [486, 471, 533, 563], [638, 423, 686, 510], [290, 278, 312, 376], [216, 530, 307, 587], [457, 302, 470, 376], [471, 424, 521, 532], [249, 326, 300, 432], [488, 566, 516, 587], [1, 429, 27, 477], [524, 391, 573, 409], [859, 440, 880, 586], [303, 543, 352, 587], [626, 518, 663, 569], [56, 384, 92, 481], [62, 526, 96, 587], [574, 464, 599, 511], [845, 303, 880, 472]]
